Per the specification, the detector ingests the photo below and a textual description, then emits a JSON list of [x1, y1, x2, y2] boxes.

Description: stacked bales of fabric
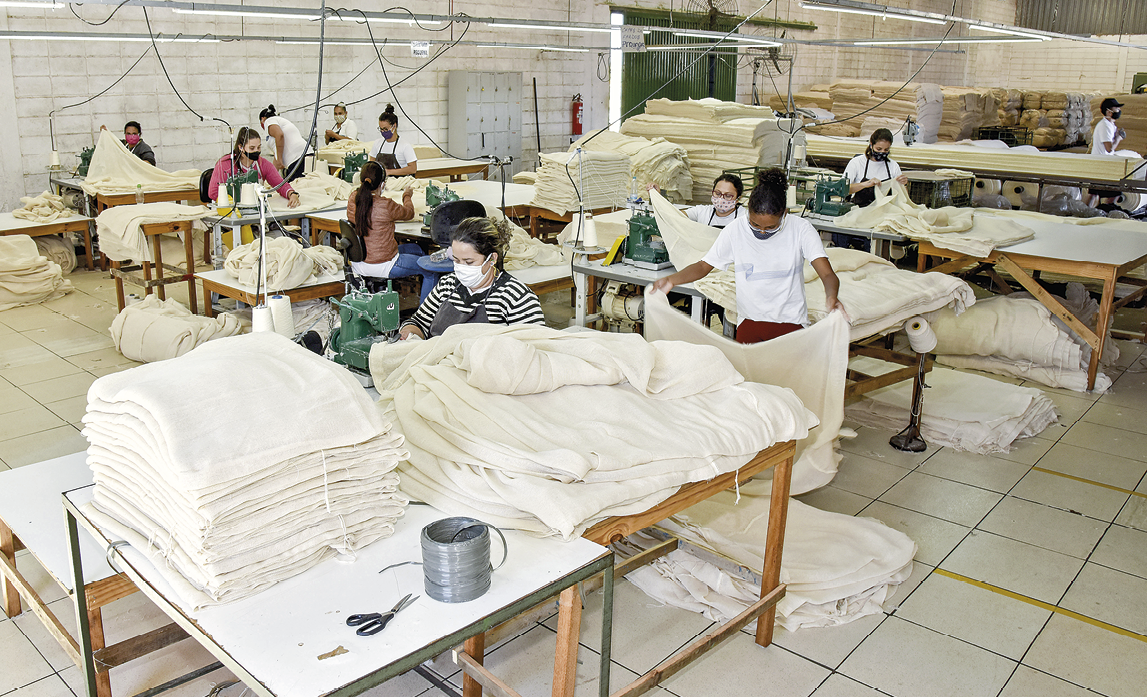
[[939, 87, 999, 141], [767, 90, 833, 112], [1090, 94, 1147, 155], [996, 89, 1023, 127], [817, 81, 941, 143], [529, 150, 631, 215], [110, 296, 243, 363], [224, 237, 343, 292], [81, 332, 409, 608], [571, 129, 693, 203], [0, 235, 73, 311]]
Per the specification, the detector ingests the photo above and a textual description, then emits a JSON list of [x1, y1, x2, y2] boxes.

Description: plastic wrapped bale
[[973, 193, 1013, 210]]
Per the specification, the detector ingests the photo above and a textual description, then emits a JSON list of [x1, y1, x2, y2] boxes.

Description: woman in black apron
[[834, 128, 909, 250], [399, 217, 546, 340]]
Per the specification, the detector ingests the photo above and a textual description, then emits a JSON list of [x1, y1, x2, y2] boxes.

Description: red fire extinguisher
[[571, 94, 584, 136]]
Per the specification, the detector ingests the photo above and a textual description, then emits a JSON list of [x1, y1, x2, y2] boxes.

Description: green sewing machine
[[329, 283, 401, 384], [76, 147, 95, 178], [226, 168, 259, 206], [808, 175, 854, 217], [422, 180, 461, 227], [623, 199, 672, 270], [340, 151, 368, 183]]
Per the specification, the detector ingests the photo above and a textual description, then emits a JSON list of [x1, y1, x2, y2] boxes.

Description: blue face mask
[[749, 216, 784, 240], [379, 128, 393, 139]]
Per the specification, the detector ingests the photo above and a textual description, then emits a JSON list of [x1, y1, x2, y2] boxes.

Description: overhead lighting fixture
[[799, 2, 946, 25], [328, 14, 442, 26], [0, 1, 65, 7], [172, 8, 318, 21], [2, 31, 220, 42], [487, 22, 613, 34], [671, 31, 781, 46], [275, 39, 398, 46], [477, 43, 589, 52], [970, 25, 1049, 40], [854, 37, 1042, 45]]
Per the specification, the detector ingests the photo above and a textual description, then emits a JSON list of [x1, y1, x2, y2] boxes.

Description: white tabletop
[[195, 268, 345, 294], [66, 490, 607, 697], [418, 157, 490, 173], [0, 211, 92, 232], [987, 216, 1147, 266], [0, 452, 115, 589], [205, 203, 345, 226]]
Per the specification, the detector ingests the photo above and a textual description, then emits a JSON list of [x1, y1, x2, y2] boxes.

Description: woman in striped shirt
[[399, 217, 546, 339]]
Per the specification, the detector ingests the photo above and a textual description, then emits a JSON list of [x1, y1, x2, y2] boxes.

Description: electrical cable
[[69, 0, 131, 26], [141, 8, 231, 133], [596, 51, 610, 82], [48, 44, 154, 150], [280, 55, 380, 115]]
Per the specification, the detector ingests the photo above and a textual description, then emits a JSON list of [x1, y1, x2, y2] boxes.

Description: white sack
[[110, 296, 243, 363]]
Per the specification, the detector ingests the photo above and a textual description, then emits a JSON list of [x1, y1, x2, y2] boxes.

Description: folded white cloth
[[34, 235, 77, 275], [94, 202, 210, 263], [110, 296, 243, 363], [0, 235, 73, 311], [224, 236, 343, 291]]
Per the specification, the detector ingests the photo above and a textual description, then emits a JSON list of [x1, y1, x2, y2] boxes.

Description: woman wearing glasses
[[685, 174, 746, 228], [651, 168, 844, 344]]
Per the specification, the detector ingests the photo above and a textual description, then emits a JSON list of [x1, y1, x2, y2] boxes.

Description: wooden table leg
[[755, 450, 793, 647], [183, 224, 198, 314], [1090, 270, 1119, 392], [83, 225, 95, 271], [151, 235, 165, 301], [203, 284, 214, 318], [461, 633, 485, 697], [87, 603, 113, 697], [552, 584, 583, 697], [0, 520, 21, 618], [112, 261, 127, 312]]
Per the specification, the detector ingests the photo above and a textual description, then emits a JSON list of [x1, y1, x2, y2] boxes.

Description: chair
[[198, 169, 213, 204], [430, 199, 487, 246], [337, 219, 366, 263]]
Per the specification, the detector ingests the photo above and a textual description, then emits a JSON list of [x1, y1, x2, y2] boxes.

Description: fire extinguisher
[[571, 93, 584, 136]]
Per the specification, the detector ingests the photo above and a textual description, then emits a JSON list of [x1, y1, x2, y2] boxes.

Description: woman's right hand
[[403, 187, 413, 197], [650, 278, 674, 294], [645, 183, 661, 193], [866, 178, 881, 189], [399, 325, 424, 340]]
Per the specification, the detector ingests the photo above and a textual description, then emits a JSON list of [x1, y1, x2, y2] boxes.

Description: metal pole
[[65, 504, 98, 697]]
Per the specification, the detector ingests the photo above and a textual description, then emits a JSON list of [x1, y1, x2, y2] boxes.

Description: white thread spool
[[793, 143, 806, 163], [786, 185, 797, 209], [251, 306, 274, 333], [49, 151, 61, 170], [973, 178, 1001, 196], [240, 182, 258, 206], [216, 187, 230, 208], [580, 213, 598, 248], [1002, 181, 1036, 208], [904, 316, 938, 354], [1117, 192, 1142, 212], [268, 294, 295, 338]]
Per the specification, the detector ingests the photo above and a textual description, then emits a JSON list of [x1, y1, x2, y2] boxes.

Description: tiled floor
[[2, 271, 1147, 697]]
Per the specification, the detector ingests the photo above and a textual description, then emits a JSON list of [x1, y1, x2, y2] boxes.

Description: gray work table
[[803, 212, 908, 259], [571, 258, 711, 329]]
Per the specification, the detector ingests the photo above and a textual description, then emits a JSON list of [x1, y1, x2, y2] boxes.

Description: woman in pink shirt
[[208, 127, 301, 208]]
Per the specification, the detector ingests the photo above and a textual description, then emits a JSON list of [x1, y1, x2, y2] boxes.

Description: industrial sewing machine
[[76, 147, 94, 178], [901, 116, 920, 147], [340, 151, 368, 183], [329, 283, 401, 386], [422, 181, 461, 228], [622, 196, 672, 270], [807, 175, 854, 217], [226, 168, 259, 207]]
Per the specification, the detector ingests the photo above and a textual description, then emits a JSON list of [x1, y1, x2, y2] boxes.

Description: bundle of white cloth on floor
[[13, 191, 73, 222], [929, 282, 1118, 392], [571, 129, 694, 203], [529, 151, 631, 215], [628, 488, 916, 631], [94, 203, 211, 263], [81, 333, 409, 609], [110, 296, 243, 363], [646, 190, 975, 338], [369, 306, 824, 539], [834, 181, 1035, 257], [844, 362, 1058, 453], [80, 130, 201, 196], [224, 236, 343, 291], [34, 235, 77, 275], [0, 235, 73, 311]]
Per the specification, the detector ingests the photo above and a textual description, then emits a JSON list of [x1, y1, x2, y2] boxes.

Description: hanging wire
[[69, 0, 131, 26], [141, 7, 231, 132]]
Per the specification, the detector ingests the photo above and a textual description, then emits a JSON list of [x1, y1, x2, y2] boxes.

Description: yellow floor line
[[1030, 466, 1147, 499], [933, 568, 1147, 643]]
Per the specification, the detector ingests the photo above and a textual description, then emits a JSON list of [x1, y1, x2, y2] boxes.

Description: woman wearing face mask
[[325, 102, 358, 144], [836, 128, 909, 249], [100, 122, 156, 165], [370, 104, 418, 176], [259, 104, 309, 182], [399, 217, 545, 340], [651, 168, 845, 344], [346, 161, 437, 301], [1088, 98, 1127, 206], [685, 174, 746, 228], [207, 126, 300, 208]]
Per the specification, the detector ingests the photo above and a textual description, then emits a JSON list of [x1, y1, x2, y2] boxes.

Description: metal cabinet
[[448, 71, 523, 170]]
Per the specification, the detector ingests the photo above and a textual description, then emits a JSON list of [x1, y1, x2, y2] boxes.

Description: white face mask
[[334, 113, 346, 125], [454, 255, 492, 289]]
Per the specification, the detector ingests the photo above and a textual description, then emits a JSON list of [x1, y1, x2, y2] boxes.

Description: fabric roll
[[974, 178, 1001, 196], [110, 295, 243, 362], [0, 234, 73, 311], [1002, 181, 1038, 208], [34, 235, 77, 275]]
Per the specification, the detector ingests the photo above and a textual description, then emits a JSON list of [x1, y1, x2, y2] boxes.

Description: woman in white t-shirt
[[325, 102, 358, 144], [652, 169, 846, 344], [259, 105, 309, 182], [837, 128, 909, 250], [684, 173, 747, 228], [370, 104, 418, 177], [1088, 97, 1127, 206]]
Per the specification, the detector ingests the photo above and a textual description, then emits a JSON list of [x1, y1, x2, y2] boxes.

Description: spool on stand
[[889, 350, 929, 452]]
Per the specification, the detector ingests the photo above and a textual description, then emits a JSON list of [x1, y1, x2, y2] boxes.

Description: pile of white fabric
[[315, 138, 371, 165], [529, 151, 630, 215], [939, 87, 999, 142], [505, 222, 569, 270], [81, 333, 409, 608], [34, 236, 77, 275], [224, 237, 343, 291], [13, 191, 73, 222], [814, 82, 941, 143], [0, 235, 73, 311], [283, 170, 353, 206], [834, 181, 1035, 257], [844, 362, 1058, 454], [94, 203, 211, 263], [110, 296, 243, 363], [931, 283, 1118, 392], [81, 130, 201, 196], [571, 129, 693, 203], [369, 318, 820, 539], [620, 98, 795, 202]]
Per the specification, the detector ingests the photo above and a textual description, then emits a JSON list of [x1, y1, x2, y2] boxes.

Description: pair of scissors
[[345, 593, 418, 636]]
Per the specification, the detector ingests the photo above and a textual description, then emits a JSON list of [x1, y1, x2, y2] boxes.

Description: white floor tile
[[809, 674, 883, 697], [878, 471, 1003, 527], [794, 486, 873, 517], [0, 335, 60, 373], [998, 665, 1099, 697], [1090, 524, 1147, 579], [3, 674, 76, 697], [917, 448, 1031, 493], [1081, 401, 1147, 436], [1115, 495, 1147, 532], [827, 452, 908, 499], [0, 355, 85, 386], [894, 573, 1050, 660], [0, 382, 40, 416], [662, 632, 830, 697], [977, 496, 1108, 559], [858, 502, 968, 567], [0, 306, 70, 332], [1042, 391, 1095, 426], [837, 616, 1015, 697], [19, 373, 98, 405], [22, 322, 115, 358], [13, 597, 76, 671], [880, 560, 933, 614], [770, 611, 885, 670], [0, 620, 55, 692], [940, 531, 1084, 605], [990, 435, 1056, 466], [1024, 613, 1147, 697], [1060, 562, 1147, 635], [0, 425, 88, 469], [1060, 421, 1147, 464], [838, 426, 934, 470], [1010, 469, 1130, 522], [1036, 442, 1147, 490], [1101, 369, 1147, 412]]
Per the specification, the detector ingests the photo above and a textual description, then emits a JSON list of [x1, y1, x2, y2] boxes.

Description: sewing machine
[[329, 284, 402, 386], [340, 151, 368, 183], [226, 168, 259, 207], [76, 147, 95, 178], [807, 175, 854, 217], [901, 116, 920, 147], [422, 181, 461, 228], [623, 197, 672, 270]]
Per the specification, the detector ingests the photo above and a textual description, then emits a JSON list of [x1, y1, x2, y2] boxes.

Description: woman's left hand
[[895, 174, 908, 186], [826, 296, 850, 322], [287, 192, 300, 209]]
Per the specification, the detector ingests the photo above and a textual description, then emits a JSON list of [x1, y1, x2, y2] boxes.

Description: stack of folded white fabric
[[110, 296, 243, 363], [82, 333, 409, 608], [224, 236, 343, 291], [34, 236, 77, 275], [571, 129, 693, 203], [94, 202, 211, 263], [81, 130, 201, 196], [939, 87, 999, 142], [529, 151, 631, 215], [0, 235, 73, 311]]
